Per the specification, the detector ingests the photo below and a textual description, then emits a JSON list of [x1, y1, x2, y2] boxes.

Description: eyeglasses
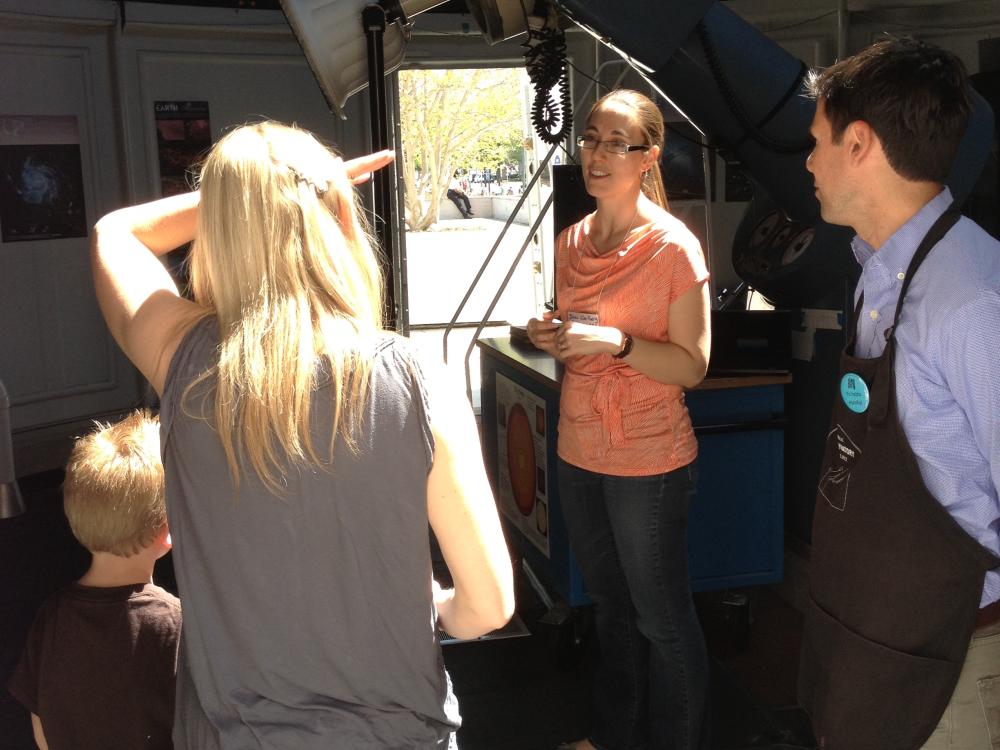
[[576, 135, 650, 156]]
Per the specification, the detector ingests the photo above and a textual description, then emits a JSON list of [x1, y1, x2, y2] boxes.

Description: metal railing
[[442, 60, 633, 402]]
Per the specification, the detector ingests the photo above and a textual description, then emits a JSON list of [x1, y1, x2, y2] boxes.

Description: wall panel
[[0, 27, 139, 472]]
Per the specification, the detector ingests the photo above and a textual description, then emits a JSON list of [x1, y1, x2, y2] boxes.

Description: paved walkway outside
[[405, 217, 539, 326], [404, 217, 545, 408]]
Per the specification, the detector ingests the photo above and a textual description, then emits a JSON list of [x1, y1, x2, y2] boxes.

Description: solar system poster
[[154, 101, 211, 197], [154, 101, 211, 294], [0, 115, 87, 243], [495, 374, 550, 557]]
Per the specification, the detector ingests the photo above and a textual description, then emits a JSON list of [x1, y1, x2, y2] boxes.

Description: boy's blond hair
[[63, 411, 165, 557]]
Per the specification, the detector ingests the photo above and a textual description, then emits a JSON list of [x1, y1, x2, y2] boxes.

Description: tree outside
[[398, 67, 524, 231]]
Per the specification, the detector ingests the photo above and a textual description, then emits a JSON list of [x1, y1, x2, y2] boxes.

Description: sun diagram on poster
[[496, 373, 549, 558]]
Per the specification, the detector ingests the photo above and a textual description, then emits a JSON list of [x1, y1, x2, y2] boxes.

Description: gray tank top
[[160, 318, 459, 749]]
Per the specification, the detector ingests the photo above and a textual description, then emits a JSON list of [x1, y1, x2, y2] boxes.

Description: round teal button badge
[[840, 372, 870, 413]]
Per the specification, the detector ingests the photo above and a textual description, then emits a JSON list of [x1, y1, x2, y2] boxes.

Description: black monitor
[[552, 164, 595, 240], [550, 165, 596, 311]]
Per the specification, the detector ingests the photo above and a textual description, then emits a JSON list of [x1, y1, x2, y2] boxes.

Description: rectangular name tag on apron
[[567, 311, 599, 326], [818, 424, 862, 512]]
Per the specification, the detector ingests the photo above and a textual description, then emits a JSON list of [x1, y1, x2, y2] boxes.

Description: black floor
[[444, 576, 817, 750]]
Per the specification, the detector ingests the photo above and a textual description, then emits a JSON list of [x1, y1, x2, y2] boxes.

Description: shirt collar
[[851, 186, 953, 276]]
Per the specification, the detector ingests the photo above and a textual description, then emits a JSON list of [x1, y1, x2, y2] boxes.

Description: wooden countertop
[[476, 336, 791, 391]]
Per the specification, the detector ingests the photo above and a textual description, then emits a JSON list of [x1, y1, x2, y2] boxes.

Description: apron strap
[[846, 292, 865, 354], [884, 205, 962, 342], [868, 205, 961, 426]]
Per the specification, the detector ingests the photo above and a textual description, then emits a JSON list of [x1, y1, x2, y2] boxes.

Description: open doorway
[[396, 66, 550, 408]]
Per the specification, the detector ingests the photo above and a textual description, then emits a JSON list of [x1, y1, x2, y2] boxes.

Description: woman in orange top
[[528, 89, 711, 750]]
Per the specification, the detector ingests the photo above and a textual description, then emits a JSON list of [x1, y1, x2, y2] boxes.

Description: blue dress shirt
[[851, 187, 1000, 607]]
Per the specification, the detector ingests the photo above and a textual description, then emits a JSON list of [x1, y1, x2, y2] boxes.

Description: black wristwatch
[[613, 332, 634, 359]]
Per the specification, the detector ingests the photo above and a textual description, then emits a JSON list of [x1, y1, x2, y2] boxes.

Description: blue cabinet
[[478, 337, 788, 607], [685, 386, 786, 590]]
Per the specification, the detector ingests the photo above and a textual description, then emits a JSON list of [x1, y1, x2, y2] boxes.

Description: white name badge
[[567, 311, 599, 325]]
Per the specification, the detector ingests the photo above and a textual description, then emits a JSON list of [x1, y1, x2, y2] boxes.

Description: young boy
[[6, 411, 181, 750]]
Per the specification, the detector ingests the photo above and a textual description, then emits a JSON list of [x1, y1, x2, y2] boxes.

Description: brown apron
[[798, 207, 1000, 750]]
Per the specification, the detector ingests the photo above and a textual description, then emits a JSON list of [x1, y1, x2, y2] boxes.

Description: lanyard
[[566, 209, 639, 317]]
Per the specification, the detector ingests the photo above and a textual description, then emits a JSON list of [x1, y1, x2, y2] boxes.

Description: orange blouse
[[555, 212, 709, 476]]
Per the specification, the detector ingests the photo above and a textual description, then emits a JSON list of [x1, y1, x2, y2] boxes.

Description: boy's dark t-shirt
[[6, 582, 181, 750]]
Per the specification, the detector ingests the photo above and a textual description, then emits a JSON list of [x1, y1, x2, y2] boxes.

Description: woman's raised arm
[[90, 191, 204, 396]]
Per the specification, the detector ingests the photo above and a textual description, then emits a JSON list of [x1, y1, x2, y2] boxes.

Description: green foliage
[[467, 129, 523, 171], [502, 136, 525, 173], [398, 67, 524, 231]]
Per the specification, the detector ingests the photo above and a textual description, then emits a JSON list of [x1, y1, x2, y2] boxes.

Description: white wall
[[0, 0, 367, 473], [1, 3, 132, 473]]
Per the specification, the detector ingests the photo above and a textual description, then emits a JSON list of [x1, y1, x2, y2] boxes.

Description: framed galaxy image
[[0, 115, 87, 243]]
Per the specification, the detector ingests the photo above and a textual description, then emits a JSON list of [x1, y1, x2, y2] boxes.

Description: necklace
[[566, 207, 640, 319]]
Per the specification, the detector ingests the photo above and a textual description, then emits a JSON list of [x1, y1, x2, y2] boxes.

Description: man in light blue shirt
[[798, 36, 1000, 750], [849, 187, 1000, 609]]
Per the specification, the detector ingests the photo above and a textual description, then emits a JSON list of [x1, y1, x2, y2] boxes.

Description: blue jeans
[[557, 459, 710, 750]]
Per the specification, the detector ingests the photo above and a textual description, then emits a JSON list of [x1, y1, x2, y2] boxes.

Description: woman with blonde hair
[[91, 120, 514, 748], [528, 89, 712, 749]]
